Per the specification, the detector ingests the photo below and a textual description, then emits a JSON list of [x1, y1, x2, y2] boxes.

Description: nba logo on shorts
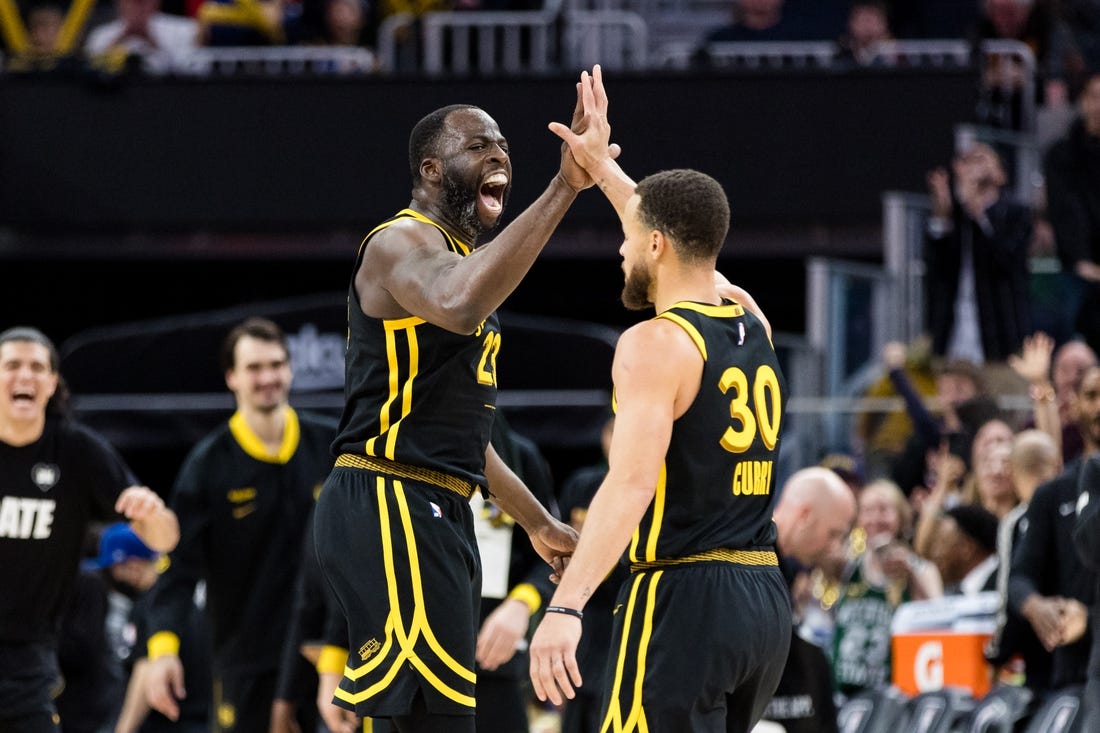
[[430, 501, 442, 518]]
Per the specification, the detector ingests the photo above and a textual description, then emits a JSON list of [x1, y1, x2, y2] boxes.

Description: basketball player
[[529, 66, 791, 732], [311, 73, 619, 732]]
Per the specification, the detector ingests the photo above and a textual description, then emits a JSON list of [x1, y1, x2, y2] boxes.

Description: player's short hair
[[635, 169, 730, 263], [409, 104, 481, 185], [220, 317, 288, 372]]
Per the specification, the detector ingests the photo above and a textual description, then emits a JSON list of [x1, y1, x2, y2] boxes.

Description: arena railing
[[378, 3, 647, 75], [882, 190, 932, 350], [795, 252, 1035, 466], [804, 257, 895, 456], [654, 39, 838, 69], [418, 8, 561, 76], [561, 8, 648, 70], [165, 45, 378, 75]]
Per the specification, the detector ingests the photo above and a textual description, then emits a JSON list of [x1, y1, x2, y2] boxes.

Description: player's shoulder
[[617, 317, 703, 367], [367, 214, 450, 251]]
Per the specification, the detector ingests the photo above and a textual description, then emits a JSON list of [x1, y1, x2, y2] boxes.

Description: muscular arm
[[529, 320, 695, 705], [545, 322, 683, 608], [359, 178, 580, 334], [484, 442, 577, 574]]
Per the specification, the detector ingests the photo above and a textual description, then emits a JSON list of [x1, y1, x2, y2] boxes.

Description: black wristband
[[544, 605, 584, 620]]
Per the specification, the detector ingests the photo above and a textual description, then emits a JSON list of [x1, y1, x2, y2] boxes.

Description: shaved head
[[773, 467, 857, 567]]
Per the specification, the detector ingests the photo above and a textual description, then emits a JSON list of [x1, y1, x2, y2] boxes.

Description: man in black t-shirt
[[0, 326, 179, 733]]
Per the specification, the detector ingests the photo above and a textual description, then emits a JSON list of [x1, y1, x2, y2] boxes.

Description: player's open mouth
[[479, 172, 507, 214], [11, 390, 34, 403]]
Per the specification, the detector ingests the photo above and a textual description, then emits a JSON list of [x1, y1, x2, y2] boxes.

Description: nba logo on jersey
[[31, 463, 59, 492], [430, 501, 442, 518]]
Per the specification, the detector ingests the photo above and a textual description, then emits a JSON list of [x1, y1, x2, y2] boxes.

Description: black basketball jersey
[[147, 407, 336, 672], [333, 209, 501, 489], [0, 418, 136, 642], [626, 300, 786, 563]]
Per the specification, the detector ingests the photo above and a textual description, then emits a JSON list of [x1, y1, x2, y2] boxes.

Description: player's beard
[[621, 261, 653, 311], [441, 168, 504, 238]]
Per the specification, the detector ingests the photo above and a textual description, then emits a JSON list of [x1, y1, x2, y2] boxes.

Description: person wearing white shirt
[[84, 0, 198, 73]]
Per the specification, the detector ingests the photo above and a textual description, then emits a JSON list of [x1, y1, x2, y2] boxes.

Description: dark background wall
[[0, 66, 979, 346], [0, 68, 976, 232]]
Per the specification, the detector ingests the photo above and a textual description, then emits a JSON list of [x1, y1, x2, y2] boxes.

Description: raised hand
[[552, 65, 617, 189], [1008, 332, 1054, 386]]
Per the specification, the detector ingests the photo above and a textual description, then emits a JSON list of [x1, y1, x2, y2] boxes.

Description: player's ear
[[420, 157, 442, 184], [650, 230, 666, 259]]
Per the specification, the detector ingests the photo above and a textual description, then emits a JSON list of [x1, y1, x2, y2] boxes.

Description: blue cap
[[90, 523, 158, 568]]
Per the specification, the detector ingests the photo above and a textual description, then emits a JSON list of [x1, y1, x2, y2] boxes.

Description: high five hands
[[553, 65, 620, 190]]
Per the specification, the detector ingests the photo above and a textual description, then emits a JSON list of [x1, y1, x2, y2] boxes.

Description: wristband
[[507, 583, 543, 615], [545, 605, 583, 620]]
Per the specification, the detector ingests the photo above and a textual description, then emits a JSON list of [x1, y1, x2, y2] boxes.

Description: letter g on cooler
[[914, 640, 944, 691]]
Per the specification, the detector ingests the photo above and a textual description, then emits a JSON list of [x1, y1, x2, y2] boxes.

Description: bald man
[[763, 467, 856, 733], [773, 466, 857, 578]]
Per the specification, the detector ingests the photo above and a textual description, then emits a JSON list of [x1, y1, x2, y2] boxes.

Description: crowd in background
[[3, 0, 1100, 96]]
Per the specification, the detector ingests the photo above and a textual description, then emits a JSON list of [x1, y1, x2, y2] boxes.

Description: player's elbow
[[433, 295, 493, 335]]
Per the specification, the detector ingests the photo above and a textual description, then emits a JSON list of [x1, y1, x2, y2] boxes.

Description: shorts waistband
[[335, 454, 476, 500], [629, 548, 778, 573]]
